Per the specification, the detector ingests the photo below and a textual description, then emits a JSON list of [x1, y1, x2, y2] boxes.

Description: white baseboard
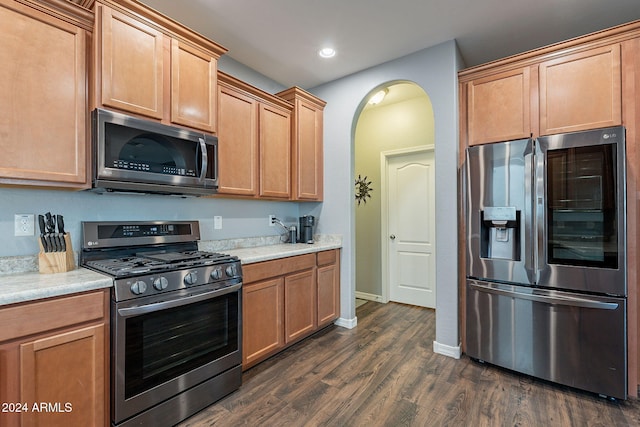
[[433, 341, 461, 359], [334, 316, 357, 329], [355, 291, 383, 302]]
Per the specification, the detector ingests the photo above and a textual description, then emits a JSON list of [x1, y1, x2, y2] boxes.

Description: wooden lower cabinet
[[0, 290, 109, 427], [242, 249, 340, 370], [317, 250, 341, 328], [242, 277, 284, 367], [284, 269, 317, 343]]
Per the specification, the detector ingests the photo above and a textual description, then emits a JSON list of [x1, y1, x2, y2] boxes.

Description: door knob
[[390, 234, 396, 240]]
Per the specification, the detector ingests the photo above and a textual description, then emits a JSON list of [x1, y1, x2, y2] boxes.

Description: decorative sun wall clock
[[355, 174, 373, 205]]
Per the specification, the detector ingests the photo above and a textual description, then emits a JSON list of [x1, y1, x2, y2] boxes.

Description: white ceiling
[[139, 0, 640, 89]]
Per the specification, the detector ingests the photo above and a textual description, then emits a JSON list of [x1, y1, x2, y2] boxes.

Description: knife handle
[[56, 215, 65, 235], [38, 215, 49, 252]]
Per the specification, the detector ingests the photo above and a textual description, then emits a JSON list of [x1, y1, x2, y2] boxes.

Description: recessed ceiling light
[[318, 47, 336, 58]]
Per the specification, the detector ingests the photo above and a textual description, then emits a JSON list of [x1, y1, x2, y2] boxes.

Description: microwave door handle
[[198, 136, 208, 182]]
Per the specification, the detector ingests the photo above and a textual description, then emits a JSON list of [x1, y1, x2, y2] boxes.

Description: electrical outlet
[[214, 216, 222, 230], [268, 215, 275, 226], [14, 214, 35, 236]]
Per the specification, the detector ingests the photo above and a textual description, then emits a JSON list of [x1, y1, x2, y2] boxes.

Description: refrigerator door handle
[[469, 282, 619, 310], [534, 141, 546, 276], [523, 140, 535, 282]]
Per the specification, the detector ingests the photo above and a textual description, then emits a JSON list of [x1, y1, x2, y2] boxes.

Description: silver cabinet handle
[[390, 234, 396, 240]]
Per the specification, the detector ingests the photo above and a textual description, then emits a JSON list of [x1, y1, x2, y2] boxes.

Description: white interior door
[[385, 149, 436, 308]]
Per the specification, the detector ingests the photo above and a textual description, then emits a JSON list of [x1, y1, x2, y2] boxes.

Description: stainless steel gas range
[[80, 220, 242, 427]]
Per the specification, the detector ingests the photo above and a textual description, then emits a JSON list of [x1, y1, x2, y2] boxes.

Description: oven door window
[[124, 292, 238, 399]]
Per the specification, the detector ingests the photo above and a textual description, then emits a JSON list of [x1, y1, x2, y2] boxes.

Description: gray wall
[[309, 40, 463, 351]]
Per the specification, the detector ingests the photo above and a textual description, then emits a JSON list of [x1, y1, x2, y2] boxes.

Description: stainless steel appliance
[[299, 215, 315, 243], [80, 221, 242, 426], [465, 126, 627, 399], [92, 108, 218, 196]]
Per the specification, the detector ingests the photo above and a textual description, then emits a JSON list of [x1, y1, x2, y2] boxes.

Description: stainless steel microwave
[[92, 108, 218, 196]]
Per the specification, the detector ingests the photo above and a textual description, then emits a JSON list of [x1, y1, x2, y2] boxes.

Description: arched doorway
[[353, 81, 435, 308]]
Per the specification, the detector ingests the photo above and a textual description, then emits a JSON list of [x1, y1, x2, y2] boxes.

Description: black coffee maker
[[298, 215, 315, 244]]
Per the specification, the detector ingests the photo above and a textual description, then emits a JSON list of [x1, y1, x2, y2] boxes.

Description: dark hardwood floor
[[179, 301, 640, 426]]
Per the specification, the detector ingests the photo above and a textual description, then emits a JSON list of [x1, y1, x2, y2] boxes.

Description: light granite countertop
[[0, 268, 113, 307], [224, 241, 342, 264], [0, 235, 342, 307]]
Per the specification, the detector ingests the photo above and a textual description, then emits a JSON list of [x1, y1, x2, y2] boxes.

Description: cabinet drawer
[[0, 291, 107, 342], [243, 253, 315, 283], [317, 249, 337, 266]]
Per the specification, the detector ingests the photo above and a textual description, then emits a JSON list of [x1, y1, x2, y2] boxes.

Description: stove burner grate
[[84, 251, 235, 277]]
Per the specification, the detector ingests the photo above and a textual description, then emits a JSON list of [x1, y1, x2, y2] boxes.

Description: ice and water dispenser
[[480, 206, 520, 260]]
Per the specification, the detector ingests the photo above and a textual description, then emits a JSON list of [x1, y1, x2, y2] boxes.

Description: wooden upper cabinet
[[216, 72, 293, 199], [99, 5, 165, 119], [0, 0, 89, 187], [171, 40, 217, 132], [94, 0, 227, 131], [539, 44, 622, 135], [259, 104, 292, 199], [466, 68, 531, 145], [277, 87, 326, 201], [217, 82, 259, 196]]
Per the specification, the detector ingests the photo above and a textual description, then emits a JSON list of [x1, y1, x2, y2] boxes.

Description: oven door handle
[[117, 283, 241, 317]]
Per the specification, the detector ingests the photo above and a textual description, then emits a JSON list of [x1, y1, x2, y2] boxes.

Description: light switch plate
[[15, 214, 35, 236], [214, 216, 222, 230]]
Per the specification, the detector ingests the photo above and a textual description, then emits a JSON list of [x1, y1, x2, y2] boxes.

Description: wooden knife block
[[38, 234, 75, 274]]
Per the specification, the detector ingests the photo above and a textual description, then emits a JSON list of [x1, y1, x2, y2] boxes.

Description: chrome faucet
[[271, 217, 297, 244]]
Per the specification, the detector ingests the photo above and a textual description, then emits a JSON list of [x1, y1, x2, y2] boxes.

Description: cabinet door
[[20, 324, 105, 427], [284, 269, 317, 344], [0, 0, 87, 186], [100, 5, 165, 119], [259, 104, 291, 199], [242, 278, 284, 368], [539, 44, 622, 135], [317, 251, 340, 327], [293, 99, 324, 200], [171, 39, 217, 132], [217, 84, 259, 195], [467, 68, 531, 145]]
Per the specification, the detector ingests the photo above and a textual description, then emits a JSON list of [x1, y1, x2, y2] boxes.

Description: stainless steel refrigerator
[[465, 126, 627, 399]]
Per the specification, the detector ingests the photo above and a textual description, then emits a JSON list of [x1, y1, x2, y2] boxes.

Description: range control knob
[[211, 268, 222, 280], [184, 271, 198, 285], [153, 276, 169, 291], [225, 264, 237, 277], [130, 280, 147, 295]]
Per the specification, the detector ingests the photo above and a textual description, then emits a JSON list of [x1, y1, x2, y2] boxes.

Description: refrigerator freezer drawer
[[466, 279, 627, 399]]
